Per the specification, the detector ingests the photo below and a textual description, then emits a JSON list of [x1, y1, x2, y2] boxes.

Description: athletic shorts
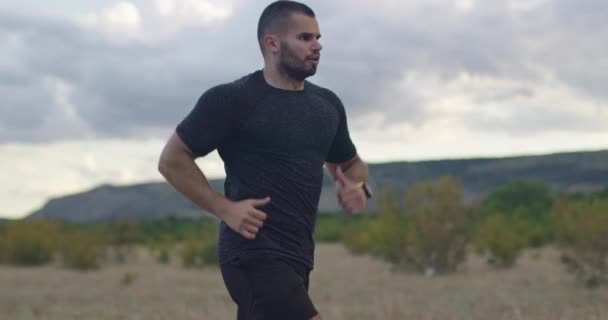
[[220, 254, 318, 320]]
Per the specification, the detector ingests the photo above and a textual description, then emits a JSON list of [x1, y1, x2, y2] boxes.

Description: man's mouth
[[308, 55, 320, 64]]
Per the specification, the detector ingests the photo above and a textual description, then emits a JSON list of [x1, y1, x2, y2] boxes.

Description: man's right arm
[[158, 131, 268, 240]]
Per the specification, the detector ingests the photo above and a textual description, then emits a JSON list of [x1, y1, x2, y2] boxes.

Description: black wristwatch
[[359, 181, 373, 199]]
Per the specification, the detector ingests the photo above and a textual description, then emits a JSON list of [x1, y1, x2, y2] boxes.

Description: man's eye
[[299, 34, 312, 41]]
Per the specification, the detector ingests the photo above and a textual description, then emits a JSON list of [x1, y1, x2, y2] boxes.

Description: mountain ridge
[[27, 149, 608, 222]]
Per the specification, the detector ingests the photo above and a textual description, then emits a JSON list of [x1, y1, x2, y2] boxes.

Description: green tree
[[483, 180, 553, 220]]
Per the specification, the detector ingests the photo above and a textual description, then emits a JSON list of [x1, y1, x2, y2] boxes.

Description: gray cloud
[[0, 0, 607, 143], [465, 104, 607, 136], [0, 7, 257, 142]]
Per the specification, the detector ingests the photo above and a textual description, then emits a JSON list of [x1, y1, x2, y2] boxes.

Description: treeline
[[0, 217, 219, 270], [1, 178, 607, 289]]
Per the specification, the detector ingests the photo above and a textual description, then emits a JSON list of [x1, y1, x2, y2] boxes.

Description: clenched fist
[[220, 197, 270, 240], [335, 166, 367, 215]]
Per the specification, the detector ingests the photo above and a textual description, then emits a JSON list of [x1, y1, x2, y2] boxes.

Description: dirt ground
[[1, 244, 606, 320]]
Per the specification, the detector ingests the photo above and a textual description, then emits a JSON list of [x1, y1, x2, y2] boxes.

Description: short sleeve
[[176, 84, 237, 158], [325, 91, 357, 163]]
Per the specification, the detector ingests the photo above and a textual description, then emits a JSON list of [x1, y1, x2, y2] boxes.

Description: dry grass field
[[1, 243, 607, 320]]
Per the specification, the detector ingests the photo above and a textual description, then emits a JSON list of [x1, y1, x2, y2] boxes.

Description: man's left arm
[[325, 154, 370, 215]]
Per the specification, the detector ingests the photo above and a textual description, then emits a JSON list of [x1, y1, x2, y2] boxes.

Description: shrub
[[0, 222, 7, 263], [0, 237, 6, 264], [158, 248, 171, 264], [373, 189, 408, 265], [341, 179, 472, 275], [0, 219, 59, 266], [553, 198, 608, 288], [592, 186, 608, 200], [148, 235, 175, 265], [401, 177, 472, 275], [179, 223, 219, 268], [180, 239, 218, 268], [314, 214, 350, 243], [474, 214, 523, 268], [342, 221, 379, 255], [59, 229, 104, 271], [104, 220, 142, 264]]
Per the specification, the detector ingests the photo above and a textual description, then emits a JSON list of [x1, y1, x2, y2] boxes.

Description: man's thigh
[[221, 255, 318, 320]]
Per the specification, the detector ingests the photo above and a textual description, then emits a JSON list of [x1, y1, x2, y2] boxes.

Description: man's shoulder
[[305, 80, 341, 105], [229, 70, 263, 89], [305, 80, 331, 94], [208, 70, 262, 95], [210, 70, 269, 106]]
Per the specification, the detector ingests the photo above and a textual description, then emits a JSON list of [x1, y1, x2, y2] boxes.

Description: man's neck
[[263, 66, 305, 91]]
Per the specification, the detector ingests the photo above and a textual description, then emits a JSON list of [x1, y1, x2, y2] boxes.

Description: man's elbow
[[158, 132, 193, 179], [158, 150, 183, 180], [157, 155, 172, 179]]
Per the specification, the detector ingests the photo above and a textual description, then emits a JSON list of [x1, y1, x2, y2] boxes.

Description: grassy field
[[1, 244, 607, 320]]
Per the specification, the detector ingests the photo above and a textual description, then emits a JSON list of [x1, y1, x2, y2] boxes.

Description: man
[[158, 1, 371, 319]]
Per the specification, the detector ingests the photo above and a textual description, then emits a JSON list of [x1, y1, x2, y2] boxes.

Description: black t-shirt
[[176, 70, 356, 269]]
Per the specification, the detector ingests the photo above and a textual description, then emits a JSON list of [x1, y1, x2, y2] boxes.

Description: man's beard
[[279, 43, 318, 81]]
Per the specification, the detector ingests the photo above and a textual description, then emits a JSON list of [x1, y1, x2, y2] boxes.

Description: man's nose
[[312, 39, 322, 51]]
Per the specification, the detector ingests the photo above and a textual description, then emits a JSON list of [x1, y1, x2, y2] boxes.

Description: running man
[[159, 1, 372, 319]]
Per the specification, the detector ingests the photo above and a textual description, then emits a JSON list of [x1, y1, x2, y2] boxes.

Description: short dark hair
[[257, 1, 316, 53]]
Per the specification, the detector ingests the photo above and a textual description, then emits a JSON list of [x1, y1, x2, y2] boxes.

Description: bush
[[592, 186, 608, 200], [321, 212, 378, 254], [342, 220, 380, 255], [515, 216, 554, 248], [342, 188, 407, 260], [554, 198, 608, 288], [104, 220, 142, 264], [180, 239, 218, 268], [341, 179, 472, 275], [0, 219, 59, 266], [314, 214, 349, 242], [0, 222, 7, 263], [474, 214, 523, 268], [179, 223, 219, 268], [372, 189, 408, 265], [148, 235, 176, 265], [59, 229, 104, 271], [0, 237, 6, 264], [401, 177, 472, 275], [158, 247, 171, 264]]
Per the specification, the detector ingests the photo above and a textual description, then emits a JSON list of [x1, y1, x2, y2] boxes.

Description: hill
[[27, 149, 608, 222], [27, 180, 224, 223], [369, 149, 608, 200]]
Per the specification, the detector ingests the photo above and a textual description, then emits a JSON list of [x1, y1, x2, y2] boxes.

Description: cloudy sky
[[1, 0, 607, 218]]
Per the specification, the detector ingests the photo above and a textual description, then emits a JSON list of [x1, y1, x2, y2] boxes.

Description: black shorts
[[220, 254, 318, 320]]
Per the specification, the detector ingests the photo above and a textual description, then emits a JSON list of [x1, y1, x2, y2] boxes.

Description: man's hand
[[219, 197, 270, 240], [335, 166, 367, 215]]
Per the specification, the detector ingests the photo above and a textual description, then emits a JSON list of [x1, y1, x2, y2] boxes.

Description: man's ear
[[264, 34, 280, 54]]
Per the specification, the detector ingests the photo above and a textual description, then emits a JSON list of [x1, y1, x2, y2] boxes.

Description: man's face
[[278, 13, 322, 81]]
